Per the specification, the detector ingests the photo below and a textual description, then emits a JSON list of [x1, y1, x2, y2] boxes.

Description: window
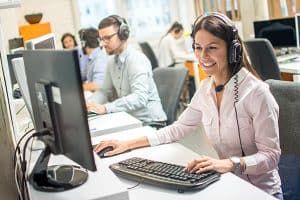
[[77, 0, 172, 38], [126, 0, 172, 38], [78, 0, 117, 28]]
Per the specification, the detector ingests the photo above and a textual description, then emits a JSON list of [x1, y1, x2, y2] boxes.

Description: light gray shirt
[[90, 46, 167, 123], [83, 47, 108, 86]]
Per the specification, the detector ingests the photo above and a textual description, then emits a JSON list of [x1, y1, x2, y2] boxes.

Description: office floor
[[178, 125, 218, 158]]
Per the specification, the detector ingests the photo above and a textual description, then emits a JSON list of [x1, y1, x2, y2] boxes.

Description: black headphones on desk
[[191, 12, 242, 66], [109, 15, 130, 40]]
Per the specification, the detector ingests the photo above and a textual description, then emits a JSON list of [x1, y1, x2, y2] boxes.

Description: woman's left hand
[[185, 155, 234, 174]]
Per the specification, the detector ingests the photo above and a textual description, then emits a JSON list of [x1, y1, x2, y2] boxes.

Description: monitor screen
[[253, 17, 296, 48], [22, 49, 96, 191], [11, 57, 34, 122], [6, 53, 23, 87], [25, 33, 56, 50]]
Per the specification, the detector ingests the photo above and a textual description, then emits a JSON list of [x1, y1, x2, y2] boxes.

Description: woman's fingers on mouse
[[105, 147, 122, 156], [94, 140, 117, 152]]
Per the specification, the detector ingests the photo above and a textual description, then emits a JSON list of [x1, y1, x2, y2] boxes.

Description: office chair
[[244, 38, 281, 80], [265, 79, 300, 200], [152, 66, 188, 126], [139, 42, 159, 70]]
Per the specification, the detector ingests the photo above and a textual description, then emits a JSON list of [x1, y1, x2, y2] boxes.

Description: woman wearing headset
[[95, 13, 282, 199]]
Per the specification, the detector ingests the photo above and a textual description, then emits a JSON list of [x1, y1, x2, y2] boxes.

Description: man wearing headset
[[87, 15, 167, 125], [80, 28, 108, 92]]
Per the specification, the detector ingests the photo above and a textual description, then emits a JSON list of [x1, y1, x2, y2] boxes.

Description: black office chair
[[139, 42, 159, 70], [153, 66, 188, 126], [244, 38, 281, 80], [265, 79, 300, 200]]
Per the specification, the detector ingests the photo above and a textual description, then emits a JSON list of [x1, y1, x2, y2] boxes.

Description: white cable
[[15, 162, 23, 200]]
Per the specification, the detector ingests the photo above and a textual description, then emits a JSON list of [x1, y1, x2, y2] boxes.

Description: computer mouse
[[97, 146, 114, 158], [13, 88, 22, 99]]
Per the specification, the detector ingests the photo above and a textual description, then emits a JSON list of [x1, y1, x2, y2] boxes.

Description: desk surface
[[88, 112, 142, 137], [27, 154, 129, 200], [91, 127, 276, 200], [13, 97, 142, 138], [279, 60, 300, 73], [27, 126, 276, 200]]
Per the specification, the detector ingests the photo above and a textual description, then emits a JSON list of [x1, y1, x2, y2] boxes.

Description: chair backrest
[[153, 66, 188, 125], [265, 79, 300, 200], [139, 42, 159, 70], [244, 38, 281, 80]]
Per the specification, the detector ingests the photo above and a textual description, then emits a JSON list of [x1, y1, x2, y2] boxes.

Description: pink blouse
[[148, 68, 282, 195]]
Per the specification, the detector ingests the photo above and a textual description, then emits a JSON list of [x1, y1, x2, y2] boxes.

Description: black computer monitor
[[253, 17, 296, 48], [6, 53, 23, 88], [22, 49, 96, 192]]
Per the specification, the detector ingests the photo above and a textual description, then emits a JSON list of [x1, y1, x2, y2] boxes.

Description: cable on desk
[[127, 182, 141, 190], [13, 128, 34, 200], [24, 121, 33, 133], [16, 104, 26, 115], [15, 161, 23, 200], [13, 128, 34, 168], [14, 128, 49, 199]]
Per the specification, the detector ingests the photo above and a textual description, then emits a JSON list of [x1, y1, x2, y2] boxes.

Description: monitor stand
[[29, 145, 89, 192]]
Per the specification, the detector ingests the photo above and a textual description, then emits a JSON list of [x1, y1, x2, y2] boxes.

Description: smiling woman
[[93, 12, 283, 199]]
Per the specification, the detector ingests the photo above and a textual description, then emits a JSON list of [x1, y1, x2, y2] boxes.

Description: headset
[[191, 12, 242, 66], [109, 15, 130, 40], [79, 28, 100, 49], [79, 29, 86, 48]]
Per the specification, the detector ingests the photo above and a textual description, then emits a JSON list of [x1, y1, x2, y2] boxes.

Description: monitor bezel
[[25, 33, 57, 50]]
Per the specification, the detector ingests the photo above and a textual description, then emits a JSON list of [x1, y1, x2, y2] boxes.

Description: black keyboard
[[109, 157, 220, 193]]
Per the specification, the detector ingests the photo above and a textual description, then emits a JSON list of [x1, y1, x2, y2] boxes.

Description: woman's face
[[63, 36, 76, 49], [174, 30, 184, 39], [194, 29, 230, 80]]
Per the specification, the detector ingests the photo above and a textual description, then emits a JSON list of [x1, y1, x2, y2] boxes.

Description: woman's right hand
[[94, 140, 130, 157]]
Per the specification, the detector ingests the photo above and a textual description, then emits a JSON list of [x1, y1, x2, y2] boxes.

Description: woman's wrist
[[126, 136, 150, 151], [240, 157, 246, 173]]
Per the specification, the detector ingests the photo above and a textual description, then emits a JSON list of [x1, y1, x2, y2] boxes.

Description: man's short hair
[[79, 27, 99, 48]]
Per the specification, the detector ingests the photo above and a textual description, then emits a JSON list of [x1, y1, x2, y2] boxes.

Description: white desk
[[92, 127, 276, 200], [27, 153, 129, 200], [28, 126, 276, 200], [13, 97, 142, 138], [88, 112, 142, 137], [278, 57, 300, 82]]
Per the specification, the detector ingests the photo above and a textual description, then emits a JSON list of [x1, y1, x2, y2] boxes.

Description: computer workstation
[[15, 49, 276, 199], [253, 16, 300, 81]]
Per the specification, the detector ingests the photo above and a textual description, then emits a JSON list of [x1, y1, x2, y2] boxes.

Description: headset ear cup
[[229, 40, 241, 64], [80, 40, 86, 48], [119, 23, 130, 40]]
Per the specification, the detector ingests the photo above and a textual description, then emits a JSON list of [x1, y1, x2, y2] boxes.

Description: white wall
[[1, 0, 77, 51], [0, 0, 273, 52]]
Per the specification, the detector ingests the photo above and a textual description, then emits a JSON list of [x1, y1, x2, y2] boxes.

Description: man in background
[[87, 15, 166, 125], [80, 28, 108, 91]]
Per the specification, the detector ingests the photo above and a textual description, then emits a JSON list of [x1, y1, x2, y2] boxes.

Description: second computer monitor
[[254, 17, 296, 48], [25, 33, 57, 50]]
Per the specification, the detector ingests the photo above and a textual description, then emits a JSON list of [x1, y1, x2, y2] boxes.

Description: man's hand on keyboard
[[87, 102, 107, 115], [184, 155, 234, 174], [94, 140, 130, 157]]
